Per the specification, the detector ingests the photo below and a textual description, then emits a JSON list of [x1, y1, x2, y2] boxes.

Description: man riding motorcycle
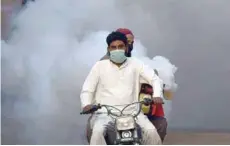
[[80, 31, 163, 145], [100, 28, 171, 142]]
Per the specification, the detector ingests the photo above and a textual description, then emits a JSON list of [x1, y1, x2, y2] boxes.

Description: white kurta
[[80, 58, 163, 109]]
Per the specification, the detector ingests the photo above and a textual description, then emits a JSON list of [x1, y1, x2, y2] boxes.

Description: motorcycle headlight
[[121, 131, 132, 138], [116, 116, 135, 131]]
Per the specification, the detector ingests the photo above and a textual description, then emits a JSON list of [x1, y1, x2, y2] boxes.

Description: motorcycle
[[80, 98, 154, 145]]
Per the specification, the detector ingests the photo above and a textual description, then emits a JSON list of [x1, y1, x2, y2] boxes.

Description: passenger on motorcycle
[[80, 31, 163, 145]]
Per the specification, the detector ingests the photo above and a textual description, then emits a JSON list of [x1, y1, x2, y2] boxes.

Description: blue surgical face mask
[[110, 50, 127, 64]]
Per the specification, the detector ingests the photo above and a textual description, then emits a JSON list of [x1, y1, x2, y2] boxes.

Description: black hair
[[106, 31, 128, 46]]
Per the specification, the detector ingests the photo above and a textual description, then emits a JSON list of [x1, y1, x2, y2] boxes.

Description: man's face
[[108, 40, 127, 52], [126, 34, 134, 45], [125, 34, 134, 57]]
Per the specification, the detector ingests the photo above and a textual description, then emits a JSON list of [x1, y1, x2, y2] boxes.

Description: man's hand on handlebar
[[81, 104, 100, 114], [143, 97, 164, 105], [152, 97, 164, 104], [143, 98, 153, 106]]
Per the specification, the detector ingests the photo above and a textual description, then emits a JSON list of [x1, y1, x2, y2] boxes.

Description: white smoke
[[131, 42, 178, 120], [1, 0, 177, 144]]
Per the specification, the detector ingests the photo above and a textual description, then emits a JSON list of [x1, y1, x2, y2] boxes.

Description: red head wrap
[[116, 28, 134, 38]]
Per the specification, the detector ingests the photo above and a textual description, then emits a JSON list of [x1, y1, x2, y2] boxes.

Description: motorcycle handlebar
[[80, 98, 164, 116]]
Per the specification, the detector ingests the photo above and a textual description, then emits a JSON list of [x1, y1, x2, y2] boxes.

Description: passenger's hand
[[152, 97, 163, 104]]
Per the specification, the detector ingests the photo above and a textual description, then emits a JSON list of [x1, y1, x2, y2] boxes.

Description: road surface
[[164, 131, 230, 145]]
